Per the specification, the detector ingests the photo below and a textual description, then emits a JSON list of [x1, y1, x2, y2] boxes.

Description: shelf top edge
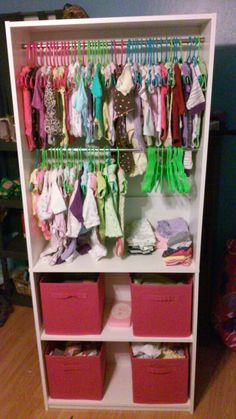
[[6, 13, 217, 29]]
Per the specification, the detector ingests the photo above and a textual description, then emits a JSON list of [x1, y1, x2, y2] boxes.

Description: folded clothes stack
[[126, 219, 156, 255], [131, 342, 185, 359], [156, 217, 193, 266], [49, 342, 101, 357]]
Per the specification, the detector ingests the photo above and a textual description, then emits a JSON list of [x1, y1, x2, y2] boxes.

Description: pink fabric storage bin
[[40, 274, 105, 334], [131, 347, 189, 404], [45, 343, 106, 400], [130, 274, 192, 337]]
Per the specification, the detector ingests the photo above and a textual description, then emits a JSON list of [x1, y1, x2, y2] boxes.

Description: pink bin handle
[[145, 295, 176, 302], [147, 367, 174, 375], [51, 292, 88, 300]]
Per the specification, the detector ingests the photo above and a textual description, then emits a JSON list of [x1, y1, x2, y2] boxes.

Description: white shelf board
[[33, 249, 197, 274], [41, 328, 193, 344], [48, 363, 191, 411], [41, 303, 193, 342]]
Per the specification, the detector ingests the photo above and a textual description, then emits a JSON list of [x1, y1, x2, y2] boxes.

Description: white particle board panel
[[7, 15, 215, 52], [33, 250, 197, 274], [48, 363, 191, 411], [190, 14, 216, 272], [41, 301, 193, 343], [41, 328, 193, 343]]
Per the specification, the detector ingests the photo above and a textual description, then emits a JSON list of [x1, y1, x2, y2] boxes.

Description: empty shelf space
[[48, 363, 191, 411], [33, 250, 197, 274]]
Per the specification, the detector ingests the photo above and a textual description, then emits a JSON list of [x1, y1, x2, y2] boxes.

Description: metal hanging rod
[[47, 147, 142, 153], [22, 36, 205, 49], [46, 147, 199, 153]]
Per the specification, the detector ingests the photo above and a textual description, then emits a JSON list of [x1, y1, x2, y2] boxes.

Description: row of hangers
[[38, 146, 116, 172], [37, 146, 191, 194], [25, 36, 203, 68]]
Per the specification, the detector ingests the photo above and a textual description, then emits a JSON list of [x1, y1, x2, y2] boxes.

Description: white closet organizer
[[6, 14, 216, 413]]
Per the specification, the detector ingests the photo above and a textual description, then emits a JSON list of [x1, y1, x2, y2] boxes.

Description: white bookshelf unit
[[5, 14, 216, 413]]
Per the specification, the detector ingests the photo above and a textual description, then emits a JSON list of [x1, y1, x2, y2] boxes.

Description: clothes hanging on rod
[[17, 36, 207, 177], [29, 145, 194, 265], [30, 148, 128, 264]]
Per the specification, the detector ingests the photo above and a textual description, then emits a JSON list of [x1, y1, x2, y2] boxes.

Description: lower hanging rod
[[46, 147, 199, 152]]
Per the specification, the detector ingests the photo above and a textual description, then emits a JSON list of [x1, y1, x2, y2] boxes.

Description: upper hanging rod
[[22, 36, 205, 49]]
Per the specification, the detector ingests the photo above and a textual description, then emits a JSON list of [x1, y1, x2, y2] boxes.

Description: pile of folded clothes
[[131, 342, 186, 359], [156, 217, 193, 266], [126, 219, 156, 255]]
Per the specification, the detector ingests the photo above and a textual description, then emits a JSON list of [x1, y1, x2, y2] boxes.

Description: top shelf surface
[[6, 13, 216, 33], [33, 249, 196, 274], [7, 13, 216, 26]]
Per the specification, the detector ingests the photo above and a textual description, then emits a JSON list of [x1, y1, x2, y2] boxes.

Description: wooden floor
[[0, 306, 235, 419]]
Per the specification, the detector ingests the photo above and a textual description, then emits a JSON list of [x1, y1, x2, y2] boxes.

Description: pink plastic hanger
[[25, 42, 31, 66]]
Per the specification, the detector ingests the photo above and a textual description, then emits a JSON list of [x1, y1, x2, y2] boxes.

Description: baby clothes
[[132, 343, 185, 359], [67, 179, 83, 238], [156, 217, 193, 266], [126, 219, 156, 254], [44, 69, 62, 145], [104, 164, 123, 238], [89, 228, 107, 261], [116, 63, 135, 96], [83, 172, 100, 229], [96, 170, 107, 243]]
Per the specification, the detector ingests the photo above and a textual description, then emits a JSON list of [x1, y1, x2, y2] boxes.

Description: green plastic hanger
[[116, 147, 120, 168], [77, 41, 82, 65], [40, 148, 44, 169], [176, 147, 191, 193], [141, 146, 157, 193], [126, 39, 131, 64], [165, 37, 169, 63], [160, 38, 163, 64], [166, 146, 175, 193], [172, 147, 183, 192], [159, 146, 166, 193], [154, 146, 161, 190], [173, 38, 178, 64], [87, 41, 91, 65], [97, 147, 101, 172]]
